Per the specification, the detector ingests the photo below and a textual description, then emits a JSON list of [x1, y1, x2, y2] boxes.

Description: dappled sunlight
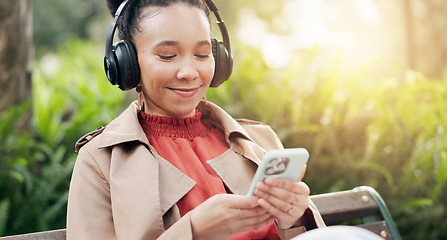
[[236, 0, 403, 73]]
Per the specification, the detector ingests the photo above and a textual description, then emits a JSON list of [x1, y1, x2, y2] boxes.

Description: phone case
[[246, 148, 309, 196]]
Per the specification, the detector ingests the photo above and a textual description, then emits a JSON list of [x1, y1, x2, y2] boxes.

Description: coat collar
[[94, 99, 266, 188], [196, 101, 267, 162], [96, 101, 149, 149], [96, 100, 261, 161], [196, 100, 255, 143]]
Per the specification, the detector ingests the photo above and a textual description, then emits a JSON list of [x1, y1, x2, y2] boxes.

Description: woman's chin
[[164, 106, 197, 118]]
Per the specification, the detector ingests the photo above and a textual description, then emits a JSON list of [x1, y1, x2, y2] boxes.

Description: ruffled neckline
[[138, 110, 210, 139]]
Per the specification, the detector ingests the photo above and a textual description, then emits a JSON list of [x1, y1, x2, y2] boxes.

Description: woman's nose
[[176, 59, 199, 81]]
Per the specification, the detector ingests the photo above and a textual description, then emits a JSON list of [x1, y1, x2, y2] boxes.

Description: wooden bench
[[310, 186, 401, 240], [0, 186, 401, 240]]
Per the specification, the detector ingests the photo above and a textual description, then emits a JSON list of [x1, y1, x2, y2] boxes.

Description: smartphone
[[246, 148, 309, 196]]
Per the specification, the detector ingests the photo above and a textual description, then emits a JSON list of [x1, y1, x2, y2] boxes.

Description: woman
[[66, 0, 325, 239]]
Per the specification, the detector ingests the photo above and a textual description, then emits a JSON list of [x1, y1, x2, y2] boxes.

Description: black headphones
[[104, 0, 233, 91]]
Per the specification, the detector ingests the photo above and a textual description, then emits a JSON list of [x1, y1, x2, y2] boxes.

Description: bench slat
[[310, 186, 401, 240], [0, 229, 65, 240], [310, 189, 379, 224]]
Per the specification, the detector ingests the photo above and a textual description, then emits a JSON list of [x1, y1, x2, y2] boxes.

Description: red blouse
[[138, 110, 279, 240]]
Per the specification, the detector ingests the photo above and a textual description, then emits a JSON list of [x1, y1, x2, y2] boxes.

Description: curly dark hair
[[105, 0, 211, 43]]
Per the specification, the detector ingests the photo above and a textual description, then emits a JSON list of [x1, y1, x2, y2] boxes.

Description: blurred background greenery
[[1, 0, 446, 239]]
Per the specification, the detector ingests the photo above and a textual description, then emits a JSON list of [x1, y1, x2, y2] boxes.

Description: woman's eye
[[159, 55, 176, 60], [195, 54, 210, 59]]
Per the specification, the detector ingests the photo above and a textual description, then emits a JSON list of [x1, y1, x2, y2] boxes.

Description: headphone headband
[[205, 0, 230, 52]]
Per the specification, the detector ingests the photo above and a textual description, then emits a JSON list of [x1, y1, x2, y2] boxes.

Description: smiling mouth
[[168, 87, 200, 98]]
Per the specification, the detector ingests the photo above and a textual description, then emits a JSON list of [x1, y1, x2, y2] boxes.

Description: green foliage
[[32, 39, 127, 147], [0, 39, 126, 236], [210, 44, 447, 240], [33, 0, 109, 58]]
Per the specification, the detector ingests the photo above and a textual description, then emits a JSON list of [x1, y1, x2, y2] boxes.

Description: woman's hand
[[190, 194, 274, 240], [253, 169, 311, 229]]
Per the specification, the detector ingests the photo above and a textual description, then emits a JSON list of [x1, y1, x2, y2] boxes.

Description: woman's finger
[[237, 206, 268, 219], [255, 179, 309, 205], [255, 188, 308, 213], [253, 179, 312, 229]]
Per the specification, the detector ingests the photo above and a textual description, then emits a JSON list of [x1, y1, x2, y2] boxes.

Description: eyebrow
[[154, 40, 178, 47], [154, 40, 211, 48], [197, 40, 211, 46]]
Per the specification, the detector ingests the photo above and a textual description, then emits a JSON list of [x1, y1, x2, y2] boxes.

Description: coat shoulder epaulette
[[75, 126, 105, 152]]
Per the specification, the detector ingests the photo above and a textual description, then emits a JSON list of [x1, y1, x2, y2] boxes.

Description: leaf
[[0, 199, 10, 236], [399, 198, 433, 210]]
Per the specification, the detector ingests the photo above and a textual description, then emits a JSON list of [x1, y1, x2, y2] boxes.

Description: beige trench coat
[[67, 100, 325, 240]]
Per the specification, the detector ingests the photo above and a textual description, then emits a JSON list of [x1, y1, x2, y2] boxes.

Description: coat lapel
[[95, 101, 196, 236], [198, 100, 271, 195], [108, 145, 165, 238], [197, 101, 267, 163], [207, 150, 257, 195], [154, 147, 196, 215]]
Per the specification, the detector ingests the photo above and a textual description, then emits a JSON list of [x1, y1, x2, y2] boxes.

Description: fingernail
[[258, 198, 268, 207], [265, 178, 274, 184], [280, 180, 286, 187], [255, 189, 267, 197]]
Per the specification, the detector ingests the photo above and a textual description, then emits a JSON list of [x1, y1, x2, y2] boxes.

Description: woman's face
[[134, 3, 214, 118]]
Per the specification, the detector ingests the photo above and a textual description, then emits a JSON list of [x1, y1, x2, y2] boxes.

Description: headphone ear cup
[[210, 38, 233, 87], [113, 40, 140, 90]]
